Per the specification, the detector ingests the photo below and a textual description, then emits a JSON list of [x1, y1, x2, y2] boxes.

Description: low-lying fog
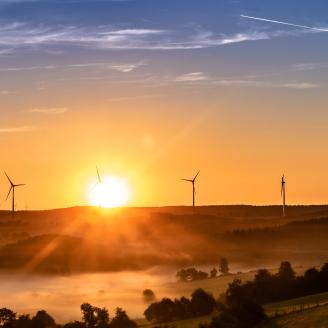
[[0, 270, 173, 323], [0, 265, 261, 323]]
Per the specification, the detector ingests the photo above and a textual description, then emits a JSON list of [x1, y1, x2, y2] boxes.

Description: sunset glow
[[88, 176, 130, 208]]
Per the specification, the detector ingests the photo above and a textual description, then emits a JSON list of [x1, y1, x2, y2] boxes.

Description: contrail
[[240, 15, 328, 32]]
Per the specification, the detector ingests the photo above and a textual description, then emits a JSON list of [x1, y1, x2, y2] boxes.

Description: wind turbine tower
[[182, 170, 200, 207], [5, 172, 25, 213], [281, 175, 286, 217], [96, 166, 102, 185]]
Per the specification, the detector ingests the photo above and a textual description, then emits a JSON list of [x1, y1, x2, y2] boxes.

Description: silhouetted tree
[[63, 321, 85, 328], [142, 289, 156, 304], [190, 289, 216, 316], [31, 310, 56, 328], [109, 308, 136, 328], [81, 303, 109, 328], [144, 298, 176, 323], [176, 268, 208, 281], [0, 308, 16, 328], [200, 298, 267, 328], [210, 268, 217, 278], [219, 258, 230, 275], [278, 261, 295, 281], [15, 315, 32, 328]]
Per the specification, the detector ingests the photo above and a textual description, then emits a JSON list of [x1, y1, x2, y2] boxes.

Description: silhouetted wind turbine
[[5, 172, 25, 213], [182, 170, 200, 207], [96, 166, 102, 184], [281, 174, 286, 217]]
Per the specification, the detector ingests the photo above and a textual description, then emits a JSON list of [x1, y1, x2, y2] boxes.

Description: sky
[[1, 0, 328, 209]]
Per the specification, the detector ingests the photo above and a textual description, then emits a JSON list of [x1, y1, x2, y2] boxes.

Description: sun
[[89, 176, 130, 208]]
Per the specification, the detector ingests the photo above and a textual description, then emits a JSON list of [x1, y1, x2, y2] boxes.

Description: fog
[[0, 270, 176, 323]]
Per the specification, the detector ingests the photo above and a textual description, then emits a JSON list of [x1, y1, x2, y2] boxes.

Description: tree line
[[176, 258, 230, 282], [0, 304, 136, 328], [226, 261, 328, 305]]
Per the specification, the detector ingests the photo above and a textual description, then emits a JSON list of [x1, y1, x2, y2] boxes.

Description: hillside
[[0, 205, 327, 273], [262, 304, 328, 327]]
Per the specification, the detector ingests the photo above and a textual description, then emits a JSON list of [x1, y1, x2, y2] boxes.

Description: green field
[[136, 315, 212, 328], [264, 292, 328, 317], [262, 304, 328, 327]]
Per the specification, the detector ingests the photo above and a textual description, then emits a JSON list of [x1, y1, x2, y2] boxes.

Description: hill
[[0, 205, 327, 273], [262, 304, 328, 327]]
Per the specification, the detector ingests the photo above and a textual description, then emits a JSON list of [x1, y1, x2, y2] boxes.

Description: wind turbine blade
[[193, 170, 200, 181], [181, 179, 193, 182], [6, 186, 12, 201], [96, 166, 102, 183], [15, 184, 25, 187], [4, 172, 14, 186]]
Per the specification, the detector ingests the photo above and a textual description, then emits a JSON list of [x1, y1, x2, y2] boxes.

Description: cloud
[[107, 62, 145, 73], [240, 15, 328, 33], [175, 72, 209, 82], [280, 82, 319, 89], [29, 107, 68, 114], [106, 29, 164, 36], [0, 62, 145, 73], [0, 126, 33, 133], [0, 22, 281, 51], [0, 65, 56, 72], [291, 63, 323, 71]]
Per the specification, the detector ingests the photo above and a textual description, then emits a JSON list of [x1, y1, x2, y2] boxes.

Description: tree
[[142, 289, 156, 304], [63, 322, 86, 328], [190, 289, 216, 316], [201, 299, 267, 328], [176, 268, 208, 281], [210, 268, 217, 279], [109, 308, 136, 328], [31, 310, 56, 328], [278, 261, 295, 281], [15, 315, 32, 328], [0, 308, 16, 328], [176, 269, 188, 282], [144, 298, 176, 323], [81, 303, 109, 328], [219, 258, 229, 275]]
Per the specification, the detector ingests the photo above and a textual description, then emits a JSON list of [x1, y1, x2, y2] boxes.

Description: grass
[[264, 291, 328, 317], [136, 314, 212, 327], [261, 304, 328, 327]]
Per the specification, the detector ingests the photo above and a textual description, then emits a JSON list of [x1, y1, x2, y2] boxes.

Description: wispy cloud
[[240, 15, 328, 33], [175, 72, 209, 82], [0, 22, 284, 52], [173, 73, 320, 89], [291, 63, 324, 71], [29, 107, 68, 114], [0, 65, 56, 72], [280, 82, 319, 89], [105, 62, 145, 72], [0, 61, 145, 73], [0, 126, 33, 133]]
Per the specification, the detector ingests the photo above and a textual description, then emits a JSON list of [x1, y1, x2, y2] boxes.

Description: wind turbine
[[281, 174, 286, 217], [96, 166, 102, 185], [181, 170, 200, 207], [5, 172, 25, 213]]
